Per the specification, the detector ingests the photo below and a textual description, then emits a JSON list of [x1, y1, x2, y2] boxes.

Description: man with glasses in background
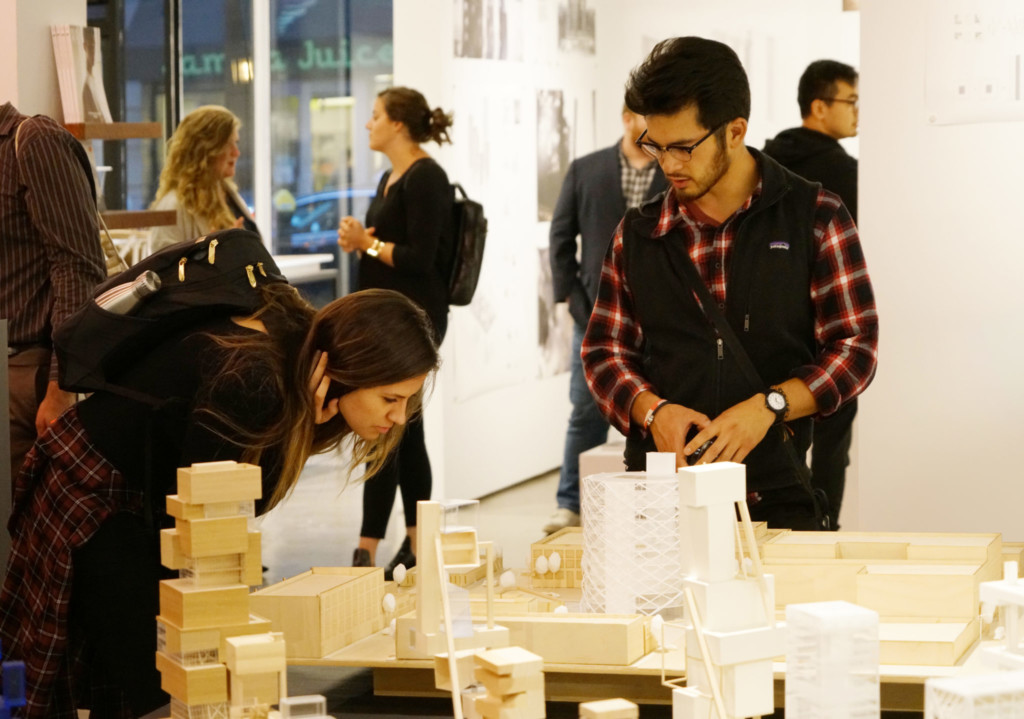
[[581, 38, 878, 530], [764, 59, 860, 529]]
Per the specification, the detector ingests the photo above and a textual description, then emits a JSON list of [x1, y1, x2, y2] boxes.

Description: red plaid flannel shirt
[[582, 182, 878, 435]]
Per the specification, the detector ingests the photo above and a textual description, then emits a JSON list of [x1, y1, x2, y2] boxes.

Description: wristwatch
[[365, 238, 385, 258], [764, 387, 788, 425]]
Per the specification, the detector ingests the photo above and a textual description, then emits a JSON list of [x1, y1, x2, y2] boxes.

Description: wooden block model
[[177, 515, 249, 558], [475, 646, 544, 677], [159, 579, 249, 629], [493, 613, 646, 666], [473, 646, 545, 719], [441, 529, 480, 567], [176, 461, 263, 505], [167, 493, 255, 521], [878, 619, 980, 666], [155, 650, 228, 705], [223, 633, 286, 676], [229, 670, 283, 707], [468, 587, 564, 616], [578, 698, 638, 719], [446, 550, 504, 588], [249, 567, 386, 658], [530, 527, 583, 589], [157, 614, 272, 666], [434, 648, 478, 691]]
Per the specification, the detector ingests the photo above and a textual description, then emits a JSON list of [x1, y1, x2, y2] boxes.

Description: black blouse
[[359, 157, 453, 339]]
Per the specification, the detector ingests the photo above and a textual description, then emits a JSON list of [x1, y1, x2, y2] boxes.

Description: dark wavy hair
[[798, 60, 858, 117], [379, 87, 454, 145], [624, 37, 750, 132], [202, 285, 440, 511]]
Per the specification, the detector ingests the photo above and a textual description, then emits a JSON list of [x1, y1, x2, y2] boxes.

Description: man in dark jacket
[[763, 60, 859, 221], [582, 38, 877, 530], [543, 108, 667, 534], [763, 59, 860, 528]]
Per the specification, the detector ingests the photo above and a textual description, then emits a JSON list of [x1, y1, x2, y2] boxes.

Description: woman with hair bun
[[338, 86, 454, 579], [150, 105, 260, 250]]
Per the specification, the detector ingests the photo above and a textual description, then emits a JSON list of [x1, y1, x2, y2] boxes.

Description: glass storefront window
[[117, 0, 393, 305]]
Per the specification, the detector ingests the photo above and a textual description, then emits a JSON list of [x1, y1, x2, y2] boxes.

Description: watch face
[[767, 391, 786, 411]]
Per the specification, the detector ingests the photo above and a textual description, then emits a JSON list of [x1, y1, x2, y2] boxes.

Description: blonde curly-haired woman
[[149, 105, 260, 250]]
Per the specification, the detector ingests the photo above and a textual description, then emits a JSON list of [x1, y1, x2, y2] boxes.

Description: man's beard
[[672, 143, 731, 203]]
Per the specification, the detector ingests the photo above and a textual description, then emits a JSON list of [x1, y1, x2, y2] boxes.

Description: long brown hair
[[152, 105, 240, 231], [201, 285, 440, 511]]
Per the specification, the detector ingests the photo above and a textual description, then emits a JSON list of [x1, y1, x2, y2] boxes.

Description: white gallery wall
[[856, 0, 1024, 538], [0, 0, 85, 117], [394, 0, 859, 500]]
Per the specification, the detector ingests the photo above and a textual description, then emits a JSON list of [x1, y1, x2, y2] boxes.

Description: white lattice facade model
[[580, 468, 683, 615], [785, 601, 880, 719], [925, 671, 1024, 719]]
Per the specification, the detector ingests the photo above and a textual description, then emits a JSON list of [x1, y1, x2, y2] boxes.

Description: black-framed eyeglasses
[[821, 97, 859, 109], [635, 125, 722, 163]]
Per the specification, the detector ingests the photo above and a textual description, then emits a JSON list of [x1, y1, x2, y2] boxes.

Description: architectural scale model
[[156, 460, 330, 718], [785, 601, 880, 719], [580, 452, 683, 615], [673, 458, 782, 719], [925, 670, 1024, 719], [979, 561, 1024, 670]]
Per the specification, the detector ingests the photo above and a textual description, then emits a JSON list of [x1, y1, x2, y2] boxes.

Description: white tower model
[[672, 458, 782, 719], [580, 452, 683, 615], [785, 601, 880, 719]]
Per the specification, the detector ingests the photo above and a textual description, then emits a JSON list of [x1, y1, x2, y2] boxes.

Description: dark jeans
[[71, 512, 168, 714], [360, 415, 432, 538], [555, 325, 609, 514], [810, 398, 857, 530]]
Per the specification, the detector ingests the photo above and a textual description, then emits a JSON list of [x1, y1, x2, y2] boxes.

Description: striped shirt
[[0, 103, 105, 379], [582, 177, 878, 435]]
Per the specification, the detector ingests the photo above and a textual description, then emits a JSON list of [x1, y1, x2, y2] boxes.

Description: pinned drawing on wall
[[925, 0, 1024, 124]]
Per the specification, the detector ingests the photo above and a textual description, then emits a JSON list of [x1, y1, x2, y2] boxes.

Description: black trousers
[[70, 512, 168, 715], [360, 415, 432, 538], [747, 484, 820, 531], [810, 398, 857, 530]]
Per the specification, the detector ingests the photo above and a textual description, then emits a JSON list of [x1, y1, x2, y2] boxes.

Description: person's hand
[[648, 403, 711, 469], [337, 216, 374, 254], [685, 394, 774, 465], [309, 351, 340, 425], [232, 216, 246, 229], [35, 382, 76, 435]]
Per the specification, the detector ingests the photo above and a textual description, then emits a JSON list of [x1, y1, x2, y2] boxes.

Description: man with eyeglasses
[[763, 59, 860, 529], [581, 37, 878, 530], [543, 108, 667, 535]]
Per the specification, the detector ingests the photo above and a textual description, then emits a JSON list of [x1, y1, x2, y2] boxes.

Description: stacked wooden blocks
[[473, 647, 545, 719], [155, 461, 276, 717]]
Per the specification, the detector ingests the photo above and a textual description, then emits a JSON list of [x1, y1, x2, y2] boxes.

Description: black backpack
[[54, 228, 288, 404], [448, 183, 488, 306]]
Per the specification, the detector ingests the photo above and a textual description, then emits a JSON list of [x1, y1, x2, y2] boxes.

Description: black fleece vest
[[622, 153, 820, 491]]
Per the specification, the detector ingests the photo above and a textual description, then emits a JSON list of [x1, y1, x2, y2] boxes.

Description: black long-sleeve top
[[359, 157, 453, 339], [75, 315, 283, 514]]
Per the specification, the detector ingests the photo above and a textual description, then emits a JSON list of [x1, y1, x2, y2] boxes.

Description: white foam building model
[[580, 452, 684, 615], [671, 457, 783, 719], [785, 601, 880, 719], [979, 561, 1024, 671], [925, 671, 1024, 719]]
